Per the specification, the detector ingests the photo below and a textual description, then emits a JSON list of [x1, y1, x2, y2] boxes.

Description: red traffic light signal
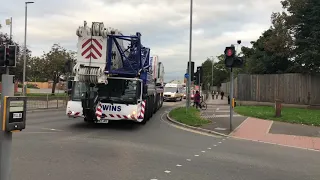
[[227, 49, 232, 56], [225, 46, 235, 57]]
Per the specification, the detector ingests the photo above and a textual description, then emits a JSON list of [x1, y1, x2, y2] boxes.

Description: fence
[[220, 73, 320, 105], [25, 96, 69, 110]]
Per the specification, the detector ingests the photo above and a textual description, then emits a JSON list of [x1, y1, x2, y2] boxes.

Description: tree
[[0, 25, 29, 81], [201, 55, 230, 89], [41, 44, 76, 94], [281, 0, 320, 73], [241, 11, 294, 74]]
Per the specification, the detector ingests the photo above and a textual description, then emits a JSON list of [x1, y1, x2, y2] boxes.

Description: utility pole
[[211, 56, 214, 90], [22, 1, 35, 96], [5, 17, 12, 74], [187, 0, 193, 109]]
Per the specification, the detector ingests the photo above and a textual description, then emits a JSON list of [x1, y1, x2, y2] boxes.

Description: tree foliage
[[0, 25, 76, 94], [201, 0, 320, 87]]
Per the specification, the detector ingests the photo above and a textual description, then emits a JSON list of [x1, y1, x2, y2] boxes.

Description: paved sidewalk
[[200, 95, 247, 135], [231, 117, 320, 151], [197, 95, 320, 150]]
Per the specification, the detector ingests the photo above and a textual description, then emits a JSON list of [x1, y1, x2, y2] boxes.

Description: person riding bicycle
[[194, 91, 201, 109]]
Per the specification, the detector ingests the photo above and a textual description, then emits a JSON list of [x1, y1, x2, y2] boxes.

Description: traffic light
[[194, 71, 198, 85], [197, 66, 203, 83], [0, 45, 5, 67], [195, 66, 202, 85], [187, 61, 194, 79], [5, 45, 17, 67], [224, 46, 236, 68], [64, 59, 72, 73], [224, 46, 244, 68], [233, 57, 244, 68]]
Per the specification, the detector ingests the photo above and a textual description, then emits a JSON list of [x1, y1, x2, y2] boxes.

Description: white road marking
[[194, 154, 199, 157], [186, 159, 191, 161], [213, 145, 217, 146], [218, 142, 222, 143], [201, 151, 205, 153], [176, 164, 182, 167], [223, 139, 226, 140], [150, 179, 158, 180], [40, 128, 63, 131], [164, 170, 171, 173], [215, 114, 241, 117], [216, 110, 230, 113], [18, 132, 57, 134], [207, 147, 211, 149], [216, 108, 220, 110], [214, 127, 227, 131]]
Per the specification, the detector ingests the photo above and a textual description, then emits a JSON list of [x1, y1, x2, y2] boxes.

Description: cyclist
[[194, 90, 201, 109]]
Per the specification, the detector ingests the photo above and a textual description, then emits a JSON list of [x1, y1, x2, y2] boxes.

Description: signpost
[[184, 73, 189, 79]]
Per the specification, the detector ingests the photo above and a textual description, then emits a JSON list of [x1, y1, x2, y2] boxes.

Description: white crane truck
[[66, 21, 165, 124]]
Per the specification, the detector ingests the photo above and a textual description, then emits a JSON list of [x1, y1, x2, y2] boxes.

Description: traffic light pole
[[229, 67, 233, 132], [0, 73, 14, 180]]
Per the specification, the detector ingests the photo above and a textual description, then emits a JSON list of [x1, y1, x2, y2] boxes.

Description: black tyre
[[146, 96, 150, 120], [150, 96, 154, 118]]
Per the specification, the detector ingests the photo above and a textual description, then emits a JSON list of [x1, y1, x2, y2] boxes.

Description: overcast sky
[[0, 0, 283, 81]]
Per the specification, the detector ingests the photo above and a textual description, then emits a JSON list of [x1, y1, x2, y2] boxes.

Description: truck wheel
[[150, 96, 154, 118], [84, 117, 94, 124], [146, 96, 150, 120], [160, 96, 163, 108], [154, 94, 158, 113]]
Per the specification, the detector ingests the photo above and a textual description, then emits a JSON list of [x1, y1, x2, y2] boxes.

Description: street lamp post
[[187, 0, 193, 109], [210, 56, 214, 89], [22, 1, 34, 96]]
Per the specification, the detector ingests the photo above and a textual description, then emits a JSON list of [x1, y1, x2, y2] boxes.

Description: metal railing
[[24, 95, 69, 110]]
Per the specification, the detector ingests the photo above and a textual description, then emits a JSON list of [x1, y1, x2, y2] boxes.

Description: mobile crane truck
[[66, 21, 165, 124]]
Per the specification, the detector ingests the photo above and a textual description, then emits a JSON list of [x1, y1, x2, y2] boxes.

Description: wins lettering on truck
[[66, 21, 165, 124]]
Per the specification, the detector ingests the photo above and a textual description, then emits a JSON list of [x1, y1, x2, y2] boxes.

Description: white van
[[163, 83, 184, 101]]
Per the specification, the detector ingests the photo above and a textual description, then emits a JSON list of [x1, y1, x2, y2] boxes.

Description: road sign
[[184, 73, 189, 79]]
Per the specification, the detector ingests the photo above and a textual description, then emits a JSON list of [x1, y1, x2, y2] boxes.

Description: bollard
[[228, 96, 230, 104], [275, 99, 282, 117], [232, 98, 236, 107]]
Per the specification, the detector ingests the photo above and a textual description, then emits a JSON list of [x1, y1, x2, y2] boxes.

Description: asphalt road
[[11, 101, 320, 180]]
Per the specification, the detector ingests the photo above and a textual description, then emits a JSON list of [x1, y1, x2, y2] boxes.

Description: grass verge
[[169, 107, 211, 127], [234, 106, 320, 126]]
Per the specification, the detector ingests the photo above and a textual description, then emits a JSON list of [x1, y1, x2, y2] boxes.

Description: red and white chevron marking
[[138, 100, 146, 119], [95, 103, 102, 120], [103, 114, 130, 119], [68, 111, 82, 117], [81, 37, 103, 59]]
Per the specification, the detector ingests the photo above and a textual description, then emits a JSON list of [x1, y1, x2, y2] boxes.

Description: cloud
[[0, 0, 283, 81]]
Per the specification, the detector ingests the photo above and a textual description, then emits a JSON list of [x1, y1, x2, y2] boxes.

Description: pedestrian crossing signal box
[[2, 96, 27, 132]]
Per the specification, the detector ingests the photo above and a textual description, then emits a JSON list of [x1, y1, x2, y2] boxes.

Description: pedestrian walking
[[220, 91, 224, 100]]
